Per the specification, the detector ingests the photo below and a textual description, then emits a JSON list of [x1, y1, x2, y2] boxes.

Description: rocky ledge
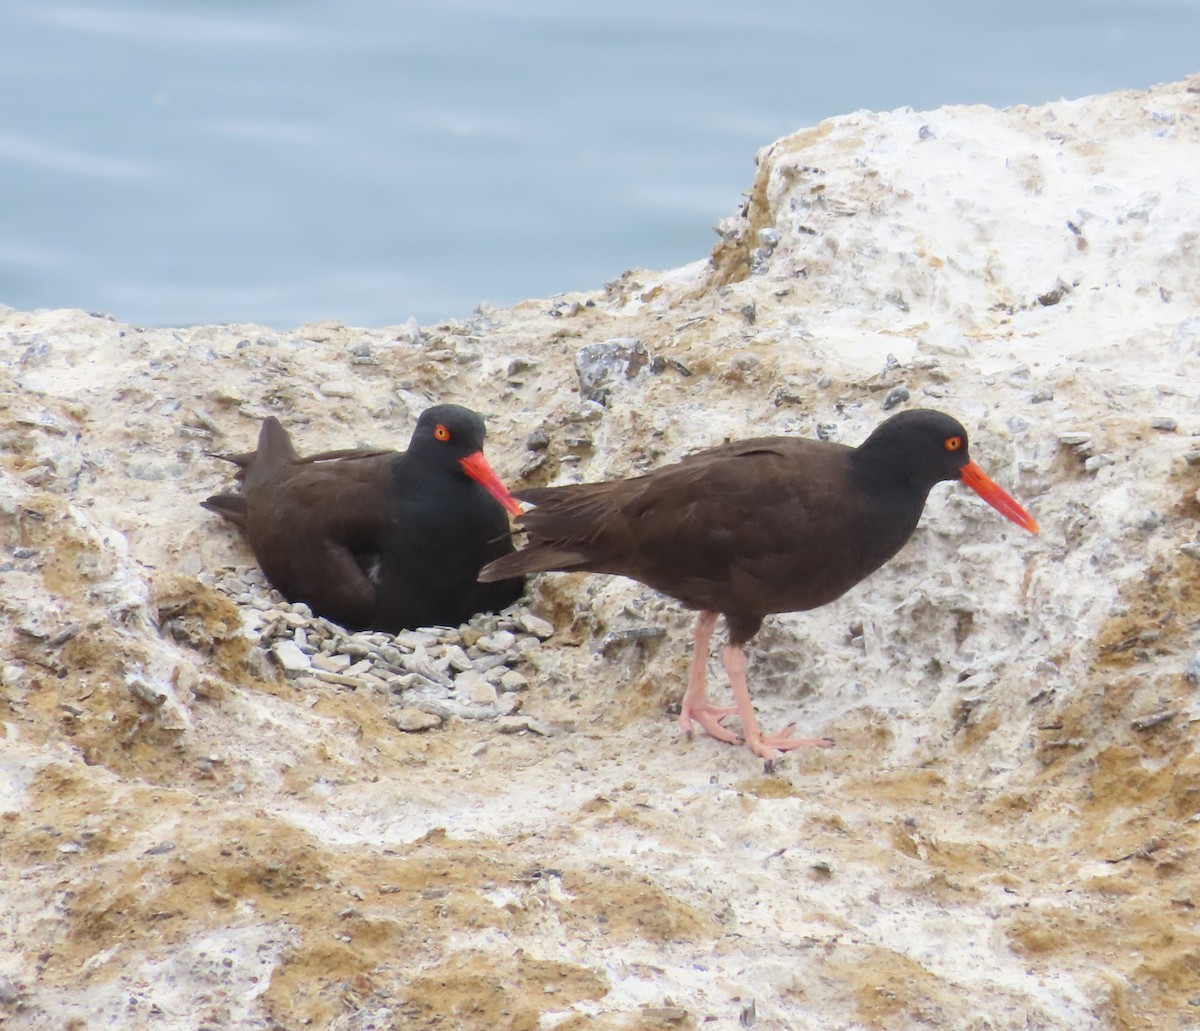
[[2, 74, 1200, 1029]]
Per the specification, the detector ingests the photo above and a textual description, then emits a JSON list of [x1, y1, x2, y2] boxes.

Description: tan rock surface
[[3, 75, 1200, 1028]]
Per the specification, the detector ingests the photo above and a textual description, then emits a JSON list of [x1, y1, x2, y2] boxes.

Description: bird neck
[[848, 444, 938, 535]]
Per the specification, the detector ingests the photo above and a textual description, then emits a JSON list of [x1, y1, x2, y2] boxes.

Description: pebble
[[514, 637, 540, 658], [386, 674, 422, 693], [482, 664, 512, 685], [1130, 710, 1178, 732], [417, 698, 496, 722], [454, 669, 486, 693], [469, 681, 499, 706], [1184, 451, 1200, 467], [43, 623, 81, 649], [401, 650, 451, 686], [1150, 417, 1178, 432], [476, 630, 516, 654], [318, 380, 356, 398], [445, 645, 474, 672], [1, 664, 28, 689], [757, 227, 781, 249], [816, 423, 840, 443], [375, 644, 404, 665], [499, 670, 529, 693], [1185, 654, 1200, 686], [1180, 543, 1200, 562], [0, 974, 20, 1005], [394, 629, 442, 650], [516, 612, 555, 638], [391, 709, 443, 732], [1057, 431, 1092, 447], [14, 620, 47, 641], [192, 676, 227, 700], [576, 337, 651, 406], [601, 626, 667, 651], [205, 567, 554, 740], [266, 609, 308, 628], [311, 652, 352, 673], [771, 382, 803, 407], [371, 658, 406, 678], [496, 693, 524, 716], [504, 357, 539, 381], [312, 670, 369, 689], [498, 715, 553, 736], [127, 677, 167, 707], [272, 640, 312, 673], [1084, 454, 1115, 473]]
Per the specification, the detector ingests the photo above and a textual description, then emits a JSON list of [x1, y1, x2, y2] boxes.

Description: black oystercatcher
[[480, 409, 1038, 761], [203, 404, 525, 632]]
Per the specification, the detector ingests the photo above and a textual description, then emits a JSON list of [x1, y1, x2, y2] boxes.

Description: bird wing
[[492, 437, 889, 615], [242, 452, 400, 628]]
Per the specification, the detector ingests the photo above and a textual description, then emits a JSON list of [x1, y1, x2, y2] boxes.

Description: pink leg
[[678, 611, 740, 745], [722, 643, 835, 761]]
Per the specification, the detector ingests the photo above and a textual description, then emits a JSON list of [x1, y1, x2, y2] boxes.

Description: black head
[[407, 404, 489, 464], [855, 409, 972, 493], [854, 408, 1039, 532], [405, 404, 523, 515]]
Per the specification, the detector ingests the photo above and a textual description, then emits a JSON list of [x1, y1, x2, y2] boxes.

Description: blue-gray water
[[2, 1, 1198, 329]]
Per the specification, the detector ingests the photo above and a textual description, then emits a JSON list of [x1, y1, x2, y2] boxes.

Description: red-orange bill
[[459, 452, 523, 516], [959, 460, 1039, 534]]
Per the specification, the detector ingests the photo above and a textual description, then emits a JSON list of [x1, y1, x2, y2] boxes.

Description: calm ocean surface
[[2, 1, 1198, 329]]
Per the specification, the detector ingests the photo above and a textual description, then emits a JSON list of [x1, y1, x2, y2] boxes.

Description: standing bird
[[480, 409, 1038, 761], [203, 404, 525, 633]]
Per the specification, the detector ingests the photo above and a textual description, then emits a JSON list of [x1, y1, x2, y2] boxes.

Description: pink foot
[[678, 612, 835, 763], [722, 644, 834, 762], [677, 611, 744, 745], [679, 702, 741, 745], [743, 724, 836, 762]]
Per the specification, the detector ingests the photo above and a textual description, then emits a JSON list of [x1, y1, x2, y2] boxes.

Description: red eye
[[434, 425, 450, 442], [944, 435, 963, 452]]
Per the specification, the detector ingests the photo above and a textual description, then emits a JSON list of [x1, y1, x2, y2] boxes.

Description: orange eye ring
[[434, 424, 450, 442], [944, 435, 963, 452]]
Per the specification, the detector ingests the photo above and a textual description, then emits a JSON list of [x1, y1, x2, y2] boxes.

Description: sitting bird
[[203, 404, 525, 632]]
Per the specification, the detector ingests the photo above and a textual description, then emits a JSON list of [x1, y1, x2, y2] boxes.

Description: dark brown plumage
[[480, 409, 1037, 761], [203, 404, 525, 633]]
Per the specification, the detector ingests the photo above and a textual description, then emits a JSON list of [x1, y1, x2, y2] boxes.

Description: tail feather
[[200, 493, 248, 528], [478, 544, 594, 582], [203, 417, 298, 521], [478, 481, 625, 582], [242, 416, 298, 491], [207, 417, 298, 487]]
